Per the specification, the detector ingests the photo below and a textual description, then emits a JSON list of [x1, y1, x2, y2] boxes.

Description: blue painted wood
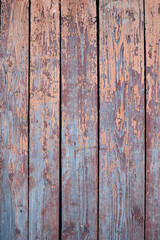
[[99, 0, 145, 239], [29, 0, 60, 239], [146, 0, 160, 239], [0, 0, 29, 239], [61, 0, 98, 238]]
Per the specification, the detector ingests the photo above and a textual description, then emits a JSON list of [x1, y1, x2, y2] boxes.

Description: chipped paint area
[[99, 0, 144, 239], [146, 0, 160, 239], [29, 0, 59, 239], [0, 0, 29, 239], [61, 0, 98, 239]]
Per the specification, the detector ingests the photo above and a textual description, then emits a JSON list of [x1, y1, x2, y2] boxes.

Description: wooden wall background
[[0, 0, 160, 239]]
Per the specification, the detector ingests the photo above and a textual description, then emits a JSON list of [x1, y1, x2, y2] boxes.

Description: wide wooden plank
[[29, 0, 60, 239], [61, 0, 98, 238], [99, 0, 144, 239], [0, 0, 29, 239], [146, 0, 160, 239]]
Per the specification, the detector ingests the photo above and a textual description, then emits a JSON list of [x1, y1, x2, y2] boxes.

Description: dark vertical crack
[[143, 0, 147, 239], [59, 0, 62, 239], [28, 1, 31, 239], [96, 0, 100, 239]]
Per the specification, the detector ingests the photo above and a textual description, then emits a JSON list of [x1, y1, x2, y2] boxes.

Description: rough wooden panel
[[99, 0, 144, 239], [61, 0, 98, 238], [0, 0, 29, 239], [145, 0, 160, 239], [29, 0, 59, 239]]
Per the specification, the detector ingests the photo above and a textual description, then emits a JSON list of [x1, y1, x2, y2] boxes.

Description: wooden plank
[[29, 0, 59, 239], [61, 0, 98, 238], [0, 0, 29, 239], [99, 0, 144, 239], [145, 0, 160, 239]]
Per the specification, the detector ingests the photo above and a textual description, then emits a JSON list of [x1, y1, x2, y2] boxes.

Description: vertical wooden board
[[146, 1, 160, 239], [99, 0, 144, 239], [0, 0, 28, 239], [29, 0, 59, 239], [61, 0, 98, 239]]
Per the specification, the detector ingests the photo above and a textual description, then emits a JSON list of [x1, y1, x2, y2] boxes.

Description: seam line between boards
[[143, 0, 147, 239], [59, 0, 62, 239], [28, 0, 31, 239], [96, 0, 100, 239]]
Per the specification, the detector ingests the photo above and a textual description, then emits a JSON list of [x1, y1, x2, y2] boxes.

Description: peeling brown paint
[[0, 0, 29, 239], [99, 0, 144, 239], [146, 0, 160, 239], [29, 0, 59, 239], [61, 0, 98, 239]]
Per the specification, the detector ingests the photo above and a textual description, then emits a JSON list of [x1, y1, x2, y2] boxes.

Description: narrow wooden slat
[[0, 0, 29, 239], [99, 0, 144, 239], [61, 0, 98, 238], [146, 0, 160, 239], [29, 0, 59, 239]]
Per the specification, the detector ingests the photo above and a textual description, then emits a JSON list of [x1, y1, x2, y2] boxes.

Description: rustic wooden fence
[[0, 0, 160, 239]]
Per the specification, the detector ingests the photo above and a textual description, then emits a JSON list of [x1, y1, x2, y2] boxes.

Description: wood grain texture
[[61, 0, 98, 239], [29, 0, 59, 239], [146, 0, 160, 239], [99, 0, 145, 239], [0, 0, 29, 239]]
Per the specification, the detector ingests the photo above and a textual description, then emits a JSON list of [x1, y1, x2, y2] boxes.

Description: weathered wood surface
[[99, 0, 145, 239], [146, 0, 160, 239], [61, 0, 98, 238], [1, 0, 160, 239], [0, 0, 29, 239], [29, 0, 60, 239]]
